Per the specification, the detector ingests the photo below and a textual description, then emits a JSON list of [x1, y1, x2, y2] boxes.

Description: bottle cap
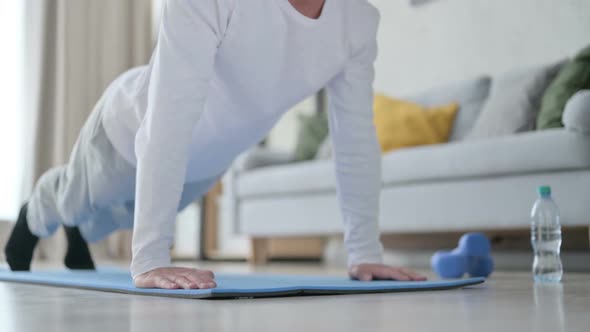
[[537, 186, 551, 197]]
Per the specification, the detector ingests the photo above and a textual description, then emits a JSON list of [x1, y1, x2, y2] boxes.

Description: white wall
[[370, 0, 590, 96]]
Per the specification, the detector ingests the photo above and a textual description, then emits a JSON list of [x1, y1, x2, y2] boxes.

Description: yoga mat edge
[[0, 269, 484, 299]]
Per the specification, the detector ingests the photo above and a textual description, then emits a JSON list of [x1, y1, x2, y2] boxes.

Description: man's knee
[[55, 185, 93, 227], [32, 167, 82, 226], [56, 199, 90, 227]]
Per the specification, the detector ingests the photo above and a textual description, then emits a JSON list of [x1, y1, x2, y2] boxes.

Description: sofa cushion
[[466, 61, 564, 140], [238, 129, 590, 198], [381, 129, 590, 185], [408, 76, 492, 141], [237, 160, 335, 198], [537, 45, 590, 129]]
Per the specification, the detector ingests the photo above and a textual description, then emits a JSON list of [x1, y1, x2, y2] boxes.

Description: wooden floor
[[0, 262, 589, 332]]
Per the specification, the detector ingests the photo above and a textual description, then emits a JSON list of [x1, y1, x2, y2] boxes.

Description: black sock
[[4, 203, 39, 271], [64, 226, 95, 270]]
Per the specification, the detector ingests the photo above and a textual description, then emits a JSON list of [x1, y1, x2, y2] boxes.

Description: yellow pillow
[[373, 94, 459, 153]]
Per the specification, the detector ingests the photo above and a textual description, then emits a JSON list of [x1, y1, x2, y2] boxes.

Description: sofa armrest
[[234, 147, 295, 173], [563, 90, 590, 134]]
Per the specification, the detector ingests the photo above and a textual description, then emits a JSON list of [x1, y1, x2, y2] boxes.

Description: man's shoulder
[[339, 0, 380, 39], [338, 0, 380, 48], [341, 0, 380, 22]]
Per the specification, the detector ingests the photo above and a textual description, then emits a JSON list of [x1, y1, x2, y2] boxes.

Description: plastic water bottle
[[530, 186, 563, 283]]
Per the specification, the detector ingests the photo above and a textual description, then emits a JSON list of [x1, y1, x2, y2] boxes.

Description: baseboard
[[267, 237, 325, 259], [381, 227, 589, 251]]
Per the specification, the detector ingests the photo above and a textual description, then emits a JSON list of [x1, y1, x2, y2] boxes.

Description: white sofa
[[224, 75, 590, 241]]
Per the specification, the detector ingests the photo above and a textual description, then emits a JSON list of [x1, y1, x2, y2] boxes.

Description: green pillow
[[537, 45, 590, 129], [293, 111, 329, 161]]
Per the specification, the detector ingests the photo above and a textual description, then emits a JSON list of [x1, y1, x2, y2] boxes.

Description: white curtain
[[0, 2, 26, 262], [24, 0, 153, 262], [0, 2, 25, 222]]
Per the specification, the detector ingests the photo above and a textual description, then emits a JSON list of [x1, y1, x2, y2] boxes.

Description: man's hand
[[349, 264, 427, 282], [134, 267, 217, 289]]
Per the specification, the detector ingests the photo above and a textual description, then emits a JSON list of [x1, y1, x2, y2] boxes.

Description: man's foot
[[4, 203, 39, 271], [64, 226, 95, 270]]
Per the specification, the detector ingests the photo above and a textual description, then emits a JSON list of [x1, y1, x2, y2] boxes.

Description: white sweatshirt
[[101, 0, 384, 278]]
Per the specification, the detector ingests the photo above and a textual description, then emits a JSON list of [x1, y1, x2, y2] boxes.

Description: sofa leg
[[250, 238, 270, 265]]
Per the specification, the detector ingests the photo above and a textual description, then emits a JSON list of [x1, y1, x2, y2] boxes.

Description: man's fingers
[[198, 280, 217, 289], [369, 265, 409, 281], [348, 264, 427, 283], [195, 270, 217, 288], [349, 266, 371, 281], [133, 268, 219, 289], [388, 269, 411, 281], [156, 276, 178, 289], [181, 268, 215, 279], [351, 272, 373, 281], [173, 276, 197, 289], [168, 270, 216, 289], [201, 270, 215, 279], [184, 272, 204, 285], [359, 272, 373, 281], [400, 268, 427, 281], [183, 270, 217, 289]]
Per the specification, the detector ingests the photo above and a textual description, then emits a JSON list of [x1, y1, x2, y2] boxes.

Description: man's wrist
[[347, 251, 383, 268], [130, 256, 172, 279]]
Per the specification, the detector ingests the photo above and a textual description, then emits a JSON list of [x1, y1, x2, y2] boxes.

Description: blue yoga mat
[[0, 268, 484, 299]]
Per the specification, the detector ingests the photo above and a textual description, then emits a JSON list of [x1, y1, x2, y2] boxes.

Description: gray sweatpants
[[27, 94, 218, 243]]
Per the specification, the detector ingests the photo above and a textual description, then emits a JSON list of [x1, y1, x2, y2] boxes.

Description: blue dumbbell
[[431, 233, 494, 278]]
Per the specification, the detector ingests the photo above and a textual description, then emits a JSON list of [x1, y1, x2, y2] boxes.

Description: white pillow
[[466, 61, 564, 140], [563, 90, 590, 134], [408, 76, 492, 141]]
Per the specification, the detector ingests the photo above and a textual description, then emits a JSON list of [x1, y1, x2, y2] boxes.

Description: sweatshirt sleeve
[[326, 9, 383, 267], [130, 0, 234, 279]]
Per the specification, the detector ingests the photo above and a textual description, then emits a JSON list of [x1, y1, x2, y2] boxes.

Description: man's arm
[[131, 0, 233, 285], [326, 8, 425, 282], [326, 9, 383, 268]]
